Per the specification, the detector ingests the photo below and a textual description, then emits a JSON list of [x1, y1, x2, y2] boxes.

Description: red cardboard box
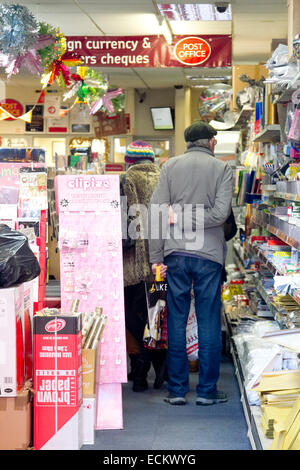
[[33, 313, 83, 450], [23, 281, 34, 382], [0, 284, 24, 396]]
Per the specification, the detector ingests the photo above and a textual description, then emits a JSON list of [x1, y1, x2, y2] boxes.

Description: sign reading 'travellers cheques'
[[65, 35, 232, 68]]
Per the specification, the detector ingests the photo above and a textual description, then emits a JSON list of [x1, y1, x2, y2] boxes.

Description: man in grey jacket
[[148, 121, 233, 406]]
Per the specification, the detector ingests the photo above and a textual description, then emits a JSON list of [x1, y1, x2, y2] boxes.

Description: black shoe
[[132, 379, 148, 392], [127, 354, 140, 381], [153, 362, 168, 389], [151, 350, 168, 389], [132, 358, 151, 392]]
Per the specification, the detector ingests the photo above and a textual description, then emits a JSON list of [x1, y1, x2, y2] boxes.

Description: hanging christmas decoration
[[0, 3, 39, 57], [90, 88, 124, 115], [37, 22, 66, 69], [5, 34, 54, 78], [63, 66, 124, 114], [41, 43, 83, 89], [64, 66, 108, 104], [0, 4, 125, 120]]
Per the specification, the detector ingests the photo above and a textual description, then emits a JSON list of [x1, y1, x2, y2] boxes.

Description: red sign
[[65, 35, 231, 68], [45, 318, 66, 333], [105, 163, 125, 172], [0, 99, 23, 120], [174, 36, 211, 66]]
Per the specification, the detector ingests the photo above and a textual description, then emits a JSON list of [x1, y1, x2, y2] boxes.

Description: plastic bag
[[143, 268, 167, 350], [186, 294, 198, 361], [288, 108, 300, 142], [0, 224, 41, 288], [198, 84, 232, 122]]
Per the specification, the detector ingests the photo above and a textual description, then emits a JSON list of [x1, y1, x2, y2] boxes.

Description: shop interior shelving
[[272, 71, 300, 104], [252, 125, 281, 143], [251, 215, 300, 252], [273, 192, 300, 202], [227, 61, 300, 450], [223, 311, 273, 450]]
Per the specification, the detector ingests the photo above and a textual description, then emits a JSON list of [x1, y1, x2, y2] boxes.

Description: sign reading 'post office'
[[65, 35, 232, 68]]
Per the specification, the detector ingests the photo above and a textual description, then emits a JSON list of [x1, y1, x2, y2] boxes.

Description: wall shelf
[[273, 192, 300, 203], [252, 125, 281, 143], [224, 313, 273, 451], [273, 72, 300, 104]]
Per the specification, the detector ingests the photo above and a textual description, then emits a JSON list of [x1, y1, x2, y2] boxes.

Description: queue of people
[[122, 121, 236, 406]]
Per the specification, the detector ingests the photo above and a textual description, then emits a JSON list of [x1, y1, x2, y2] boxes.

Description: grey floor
[[82, 354, 252, 451]]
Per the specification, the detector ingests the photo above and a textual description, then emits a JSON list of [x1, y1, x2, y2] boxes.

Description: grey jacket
[[148, 145, 233, 266]]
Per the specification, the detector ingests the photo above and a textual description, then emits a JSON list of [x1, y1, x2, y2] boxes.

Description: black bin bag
[[0, 224, 41, 288]]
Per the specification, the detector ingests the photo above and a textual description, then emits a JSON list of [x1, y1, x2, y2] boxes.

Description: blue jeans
[[165, 254, 223, 398]]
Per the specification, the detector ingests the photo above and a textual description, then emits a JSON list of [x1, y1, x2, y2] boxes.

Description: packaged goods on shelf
[[233, 322, 300, 406], [253, 369, 300, 445], [269, 396, 300, 450], [0, 160, 48, 314], [0, 284, 24, 396], [82, 307, 107, 396]]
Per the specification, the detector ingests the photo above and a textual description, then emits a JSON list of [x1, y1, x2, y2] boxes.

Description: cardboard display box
[[82, 395, 96, 446], [0, 388, 32, 450], [0, 284, 24, 397], [33, 313, 83, 450], [82, 349, 97, 396]]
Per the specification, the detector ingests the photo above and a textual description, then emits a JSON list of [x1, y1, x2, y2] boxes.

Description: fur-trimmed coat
[[121, 162, 160, 287]]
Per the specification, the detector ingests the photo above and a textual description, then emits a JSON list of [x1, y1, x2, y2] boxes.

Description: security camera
[[136, 90, 146, 104], [215, 2, 229, 13]]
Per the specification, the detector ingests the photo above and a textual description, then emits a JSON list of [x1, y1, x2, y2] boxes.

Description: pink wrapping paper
[[56, 175, 127, 386]]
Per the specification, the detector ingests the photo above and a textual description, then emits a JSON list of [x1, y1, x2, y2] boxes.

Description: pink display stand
[[95, 383, 123, 430], [56, 175, 127, 430]]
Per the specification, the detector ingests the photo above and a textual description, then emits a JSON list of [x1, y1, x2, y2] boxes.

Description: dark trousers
[[124, 282, 152, 363], [165, 254, 222, 398]]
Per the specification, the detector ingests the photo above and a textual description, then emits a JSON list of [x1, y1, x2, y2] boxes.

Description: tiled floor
[[82, 354, 252, 451]]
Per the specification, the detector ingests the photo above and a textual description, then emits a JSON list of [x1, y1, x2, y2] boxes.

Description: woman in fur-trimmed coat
[[121, 140, 167, 393]]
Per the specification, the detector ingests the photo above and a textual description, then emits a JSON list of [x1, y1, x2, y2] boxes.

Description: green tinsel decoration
[[37, 21, 65, 68]]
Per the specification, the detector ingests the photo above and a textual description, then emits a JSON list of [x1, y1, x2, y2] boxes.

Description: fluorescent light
[[187, 76, 231, 81], [158, 16, 173, 45], [157, 3, 232, 21]]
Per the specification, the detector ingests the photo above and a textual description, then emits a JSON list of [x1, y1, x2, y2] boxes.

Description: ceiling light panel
[[157, 3, 232, 21]]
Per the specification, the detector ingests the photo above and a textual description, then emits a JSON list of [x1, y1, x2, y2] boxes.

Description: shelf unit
[[252, 125, 281, 143], [272, 71, 300, 104], [273, 192, 300, 202], [251, 216, 300, 251], [229, 61, 300, 451], [224, 313, 273, 450], [233, 242, 283, 321], [245, 243, 279, 276]]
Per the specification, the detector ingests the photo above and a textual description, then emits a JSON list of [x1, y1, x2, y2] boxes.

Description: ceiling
[[1, 0, 288, 89]]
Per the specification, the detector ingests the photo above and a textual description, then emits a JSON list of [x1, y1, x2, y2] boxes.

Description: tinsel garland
[[38, 22, 65, 68], [64, 66, 108, 104], [0, 3, 39, 57], [0, 4, 125, 116]]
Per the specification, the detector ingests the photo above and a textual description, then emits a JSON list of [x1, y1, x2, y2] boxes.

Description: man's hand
[[152, 263, 168, 279], [168, 205, 177, 225]]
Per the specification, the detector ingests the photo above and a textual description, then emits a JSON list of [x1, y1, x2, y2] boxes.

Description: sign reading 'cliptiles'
[[65, 35, 232, 68]]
